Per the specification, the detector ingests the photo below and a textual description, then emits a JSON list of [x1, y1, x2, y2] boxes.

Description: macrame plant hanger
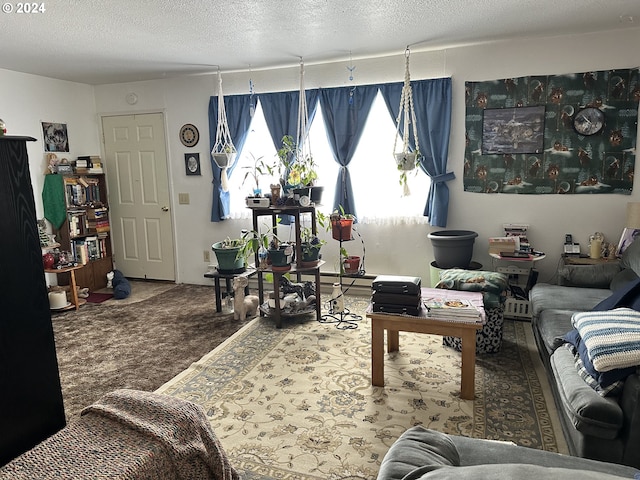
[[296, 58, 311, 165], [211, 69, 236, 192], [393, 47, 420, 195]]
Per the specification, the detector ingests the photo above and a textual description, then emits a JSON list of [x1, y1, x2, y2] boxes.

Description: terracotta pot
[[331, 218, 353, 241], [343, 255, 360, 274]]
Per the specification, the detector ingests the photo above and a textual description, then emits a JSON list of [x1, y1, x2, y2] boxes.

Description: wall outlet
[[203, 250, 210, 263]]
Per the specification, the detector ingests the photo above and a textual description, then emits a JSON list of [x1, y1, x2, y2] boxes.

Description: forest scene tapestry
[[464, 68, 639, 194]]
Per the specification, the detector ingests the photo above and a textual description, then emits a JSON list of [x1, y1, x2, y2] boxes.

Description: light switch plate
[[178, 193, 190, 204]]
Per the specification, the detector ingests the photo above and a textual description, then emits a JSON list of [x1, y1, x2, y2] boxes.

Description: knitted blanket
[[1, 389, 239, 480]]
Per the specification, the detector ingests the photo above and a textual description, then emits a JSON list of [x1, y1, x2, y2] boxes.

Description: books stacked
[[423, 292, 484, 322], [86, 207, 110, 233], [76, 155, 104, 174], [488, 236, 518, 255]]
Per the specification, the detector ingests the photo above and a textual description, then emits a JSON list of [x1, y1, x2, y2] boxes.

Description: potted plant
[[241, 153, 276, 197], [211, 235, 250, 273], [276, 135, 323, 203], [299, 212, 328, 267], [343, 255, 361, 274], [330, 205, 355, 241]]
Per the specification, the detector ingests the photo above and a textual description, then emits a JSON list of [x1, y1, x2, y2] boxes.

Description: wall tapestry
[[464, 68, 639, 194]]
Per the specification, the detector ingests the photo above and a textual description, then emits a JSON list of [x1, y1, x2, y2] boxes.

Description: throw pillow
[[562, 329, 635, 387], [572, 308, 640, 372]]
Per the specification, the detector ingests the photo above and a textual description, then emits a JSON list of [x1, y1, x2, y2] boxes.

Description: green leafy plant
[[241, 153, 276, 194], [277, 135, 318, 187]]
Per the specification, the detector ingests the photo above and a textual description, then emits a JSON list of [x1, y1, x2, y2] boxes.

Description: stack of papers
[[423, 296, 483, 320]]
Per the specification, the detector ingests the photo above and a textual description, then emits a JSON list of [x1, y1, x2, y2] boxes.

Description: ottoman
[[435, 268, 508, 354]]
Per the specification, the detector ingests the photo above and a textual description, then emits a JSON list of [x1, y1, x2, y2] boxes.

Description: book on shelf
[[423, 296, 483, 319]]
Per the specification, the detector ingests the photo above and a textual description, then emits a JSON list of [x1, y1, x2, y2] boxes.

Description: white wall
[[1, 68, 100, 217], [6, 26, 639, 288], [0, 68, 100, 286]]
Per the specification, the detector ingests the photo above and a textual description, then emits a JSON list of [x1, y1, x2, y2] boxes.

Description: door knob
[[161, 206, 169, 212]]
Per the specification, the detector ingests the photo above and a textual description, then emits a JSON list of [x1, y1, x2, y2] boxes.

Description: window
[[227, 92, 430, 224]]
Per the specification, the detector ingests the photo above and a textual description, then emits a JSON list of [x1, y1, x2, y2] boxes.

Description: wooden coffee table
[[367, 289, 484, 400]]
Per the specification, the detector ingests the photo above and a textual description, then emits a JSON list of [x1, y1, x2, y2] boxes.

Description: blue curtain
[[208, 94, 253, 221], [319, 85, 378, 218], [379, 78, 453, 227], [259, 89, 319, 224], [260, 89, 320, 152]]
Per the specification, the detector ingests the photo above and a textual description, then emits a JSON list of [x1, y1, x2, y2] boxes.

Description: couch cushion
[[610, 268, 640, 291], [529, 283, 610, 318], [572, 308, 640, 372], [405, 464, 630, 480], [550, 346, 623, 438], [535, 309, 574, 356], [593, 277, 640, 311], [620, 236, 640, 276], [376, 426, 460, 480], [557, 262, 622, 288]]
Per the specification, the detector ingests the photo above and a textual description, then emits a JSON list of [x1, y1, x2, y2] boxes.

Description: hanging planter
[[394, 152, 419, 171], [211, 71, 236, 192], [393, 47, 421, 194]]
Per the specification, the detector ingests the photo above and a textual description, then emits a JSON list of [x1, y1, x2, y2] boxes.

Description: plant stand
[[320, 227, 366, 330], [249, 205, 323, 328]]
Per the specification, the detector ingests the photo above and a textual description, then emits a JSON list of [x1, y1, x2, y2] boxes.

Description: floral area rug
[[157, 296, 567, 480]]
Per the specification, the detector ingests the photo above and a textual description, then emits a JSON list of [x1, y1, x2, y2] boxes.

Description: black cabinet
[[0, 136, 66, 466]]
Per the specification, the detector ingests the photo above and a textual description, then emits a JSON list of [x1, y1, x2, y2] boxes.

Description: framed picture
[[41, 122, 70, 152], [185, 153, 201, 176], [481, 106, 545, 154]]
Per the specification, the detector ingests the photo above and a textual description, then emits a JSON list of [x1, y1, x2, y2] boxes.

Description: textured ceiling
[[0, 0, 639, 85]]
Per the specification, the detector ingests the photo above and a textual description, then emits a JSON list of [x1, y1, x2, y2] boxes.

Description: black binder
[[371, 302, 421, 316], [371, 291, 422, 307], [371, 275, 421, 295]]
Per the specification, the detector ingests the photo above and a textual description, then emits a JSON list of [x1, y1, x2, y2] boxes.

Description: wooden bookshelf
[[55, 173, 113, 291]]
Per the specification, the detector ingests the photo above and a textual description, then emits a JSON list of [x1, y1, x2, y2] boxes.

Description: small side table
[[204, 267, 257, 313], [45, 264, 86, 311]]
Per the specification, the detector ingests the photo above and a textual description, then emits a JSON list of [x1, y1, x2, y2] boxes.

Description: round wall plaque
[[179, 123, 199, 147]]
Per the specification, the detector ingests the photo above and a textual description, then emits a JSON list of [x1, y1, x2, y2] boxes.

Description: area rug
[[158, 297, 567, 480], [52, 283, 253, 421], [85, 292, 113, 303]]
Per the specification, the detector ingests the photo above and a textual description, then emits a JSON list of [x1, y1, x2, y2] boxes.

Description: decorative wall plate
[[179, 124, 199, 147], [573, 107, 605, 136]]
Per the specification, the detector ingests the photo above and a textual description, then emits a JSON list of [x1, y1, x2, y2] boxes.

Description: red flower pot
[[343, 255, 360, 274], [331, 218, 353, 241]]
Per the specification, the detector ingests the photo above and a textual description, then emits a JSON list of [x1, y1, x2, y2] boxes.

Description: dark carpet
[[51, 284, 252, 421]]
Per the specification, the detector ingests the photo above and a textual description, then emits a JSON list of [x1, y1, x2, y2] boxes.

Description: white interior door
[[102, 113, 175, 281]]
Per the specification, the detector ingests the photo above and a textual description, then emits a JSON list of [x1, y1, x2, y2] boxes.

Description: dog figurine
[[232, 276, 259, 320]]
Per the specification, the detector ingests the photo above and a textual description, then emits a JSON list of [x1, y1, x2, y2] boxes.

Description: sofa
[[529, 238, 640, 468], [376, 426, 639, 479]]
